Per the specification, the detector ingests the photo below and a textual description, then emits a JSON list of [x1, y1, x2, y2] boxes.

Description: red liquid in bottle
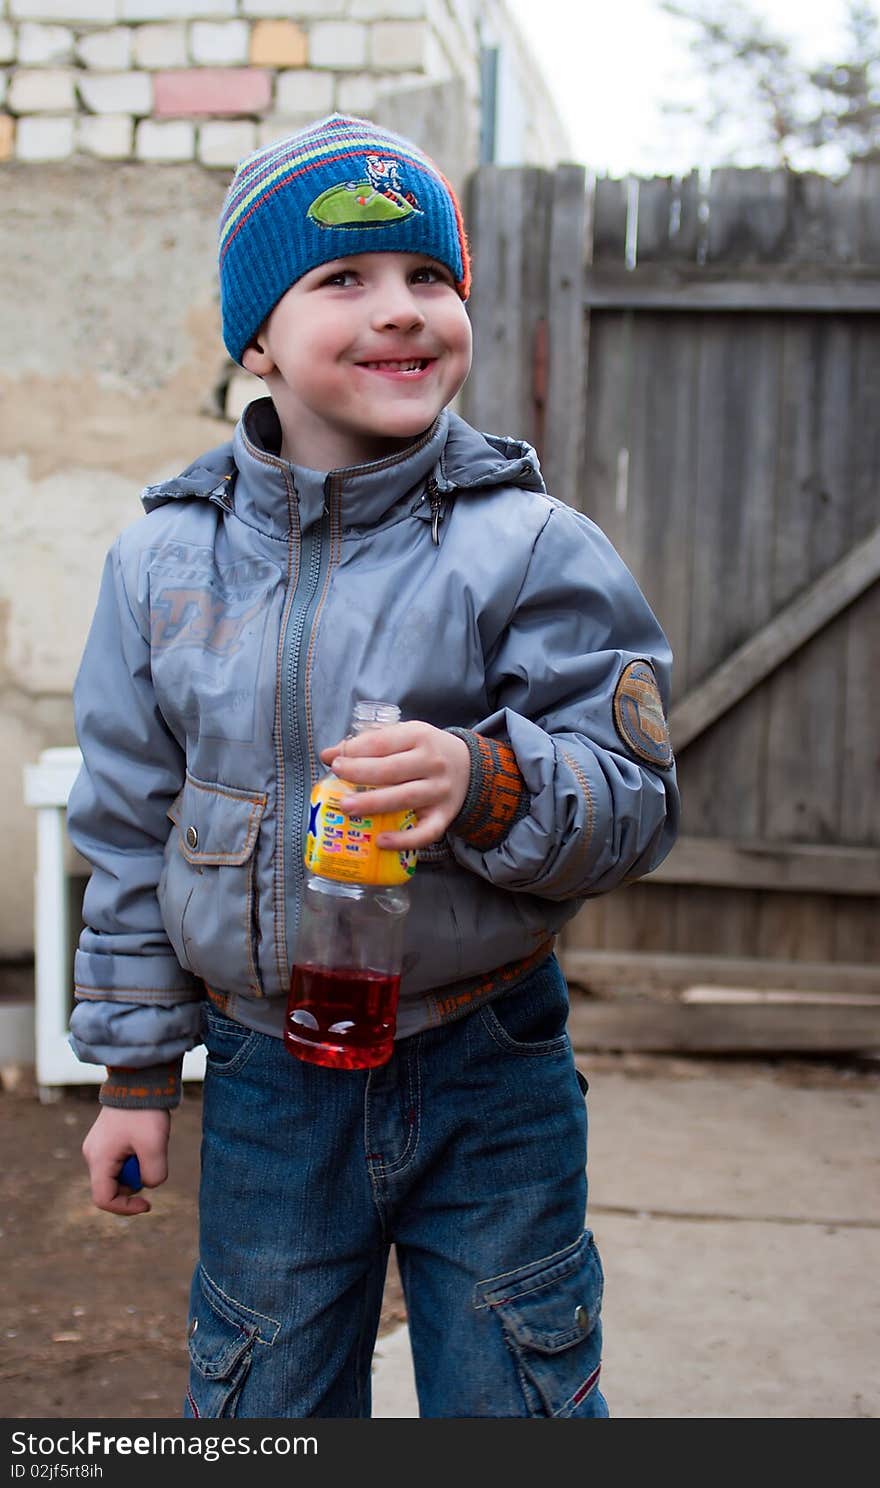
[[284, 964, 401, 1070]]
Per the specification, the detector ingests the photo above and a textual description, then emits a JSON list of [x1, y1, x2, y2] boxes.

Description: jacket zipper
[[427, 476, 444, 545], [280, 491, 331, 976]]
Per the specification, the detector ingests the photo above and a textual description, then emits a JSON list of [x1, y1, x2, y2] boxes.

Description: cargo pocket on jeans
[[185, 1264, 280, 1419], [475, 1230, 605, 1418]]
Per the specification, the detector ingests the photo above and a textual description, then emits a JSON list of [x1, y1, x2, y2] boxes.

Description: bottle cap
[[351, 700, 401, 732]]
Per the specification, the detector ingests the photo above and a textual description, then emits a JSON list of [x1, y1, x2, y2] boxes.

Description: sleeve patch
[[612, 659, 674, 770]]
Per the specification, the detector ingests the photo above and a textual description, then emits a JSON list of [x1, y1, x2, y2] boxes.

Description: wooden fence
[[461, 163, 880, 1053]]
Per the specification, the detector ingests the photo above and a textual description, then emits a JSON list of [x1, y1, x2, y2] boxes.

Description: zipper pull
[[427, 477, 443, 545]]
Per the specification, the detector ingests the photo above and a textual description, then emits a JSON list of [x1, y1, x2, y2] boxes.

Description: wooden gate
[[461, 163, 880, 1052]]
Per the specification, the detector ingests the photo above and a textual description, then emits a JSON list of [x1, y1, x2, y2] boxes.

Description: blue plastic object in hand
[[118, 1155, 142, 1193]]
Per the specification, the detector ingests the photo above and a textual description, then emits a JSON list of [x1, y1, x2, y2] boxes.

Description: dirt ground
[[3, 1052, 878, 1421], [0, 1072, 406, 1420]]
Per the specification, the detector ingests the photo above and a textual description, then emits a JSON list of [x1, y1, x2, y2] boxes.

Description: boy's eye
[[410, 264, 450, 285], [320, 268, 359, 287]]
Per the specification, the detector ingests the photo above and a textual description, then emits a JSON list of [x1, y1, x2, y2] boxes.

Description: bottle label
[[305, 774, 418, 885]]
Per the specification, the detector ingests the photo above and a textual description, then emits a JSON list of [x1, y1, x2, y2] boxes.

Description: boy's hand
[[81, 1105, 171, 1217], [320, 722, 470, 850]]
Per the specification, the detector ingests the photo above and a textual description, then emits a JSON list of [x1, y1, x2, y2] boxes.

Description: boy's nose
[[370, 286, 426, 333]]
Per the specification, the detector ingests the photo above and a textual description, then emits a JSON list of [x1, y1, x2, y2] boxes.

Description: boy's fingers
[[378, 815, 445, 850], [333, 754, 422, 789], [323, 724, 422, 761], [90, 1169, 152, 1216], [338, 779, 439, 815], [136, 1156, 168, 1189]]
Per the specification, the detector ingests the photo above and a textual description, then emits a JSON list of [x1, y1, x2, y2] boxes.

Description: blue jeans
[[183, 952, 608, 1419]]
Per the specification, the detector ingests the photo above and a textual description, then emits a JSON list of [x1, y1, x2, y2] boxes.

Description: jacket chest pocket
[[159, 774, 268, 997]]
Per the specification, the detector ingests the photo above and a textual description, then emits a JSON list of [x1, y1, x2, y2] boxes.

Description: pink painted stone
[[154, 70, 272, 118]]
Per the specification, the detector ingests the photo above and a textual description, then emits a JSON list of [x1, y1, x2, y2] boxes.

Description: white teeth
[[362, 359, 428, 371]]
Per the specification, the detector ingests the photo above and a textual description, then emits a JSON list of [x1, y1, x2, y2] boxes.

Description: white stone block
[[257, 116, 311, 147], [15, 113, 73, 158], [18, 22, 73, 64], [274, 67, 333, 117], [10, 0, 117, 21], [198, 118, 255, 167], [75, 27, 132, 70], [448, 0, 479, 42], [0, 24, 14, 65], [133, 23, 186, 68], [335, 71, 377, 115], [8, 66, 74, 111], [242, 0, 345, 14], [225, 370, 261, 422], [190, 19, 248, 65], [121, 0, 235, 20], [309, 20, 368, 70], [135, 116, 193, 159], [370, 20, 427, 70], [422, 24, 453, 81], [0, 72, 6, 106], [76, 111, 132, 157], [350, 0, 424, 17], [78, 69, 151, 115]]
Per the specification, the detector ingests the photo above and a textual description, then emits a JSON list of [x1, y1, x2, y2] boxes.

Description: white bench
[[23, 747, 205, 1100]]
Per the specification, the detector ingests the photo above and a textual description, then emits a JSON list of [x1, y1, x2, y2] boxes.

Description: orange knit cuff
[[446, 728, 531, 851], [99, 1061, 183, 1110]]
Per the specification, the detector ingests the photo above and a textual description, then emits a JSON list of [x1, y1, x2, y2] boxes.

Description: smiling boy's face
[[242, 251, 473, 471]]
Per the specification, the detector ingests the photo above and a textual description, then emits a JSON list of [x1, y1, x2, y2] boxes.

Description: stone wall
[[0, 0, 568, 168], [1, 0, 570, 975]]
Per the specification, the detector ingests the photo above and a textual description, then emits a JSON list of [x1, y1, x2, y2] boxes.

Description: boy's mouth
[[355, 358, 436, 377]]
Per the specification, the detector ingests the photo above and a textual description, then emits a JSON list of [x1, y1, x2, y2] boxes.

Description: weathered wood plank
[[853, 159, 880, 263], [583, 277, 880, 311], [762, 320, 856, 851], [577, 882, 685, 956], [579, 311, 630, 539], [591, 176, 628, 265], [669, 522, 880, 751], [462, 166, 532, 435], [559, 949, 880, 995], [633, 176, 673, 261], [541, 164, 588, 513], [567, 998, 880, 1053], [645, 837, 880, 894], [705, 166, 790, 263]]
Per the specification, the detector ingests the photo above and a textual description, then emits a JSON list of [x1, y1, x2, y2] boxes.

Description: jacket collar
[[141, 398, 546, 538], [230, 397, 449, 538]]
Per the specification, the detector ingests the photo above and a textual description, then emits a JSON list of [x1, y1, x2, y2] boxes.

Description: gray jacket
[[68, 399, 679, 1072]]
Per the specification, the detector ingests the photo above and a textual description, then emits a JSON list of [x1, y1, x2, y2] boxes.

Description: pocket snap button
[[575, 1304, 589, 1331], [185, 826, 199, 850]]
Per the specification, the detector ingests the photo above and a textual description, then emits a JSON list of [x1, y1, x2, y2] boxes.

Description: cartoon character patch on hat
[[308, 155, 423, 228]]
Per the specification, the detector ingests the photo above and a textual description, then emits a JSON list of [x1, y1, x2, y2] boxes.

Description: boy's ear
[[241, 335, 273, 377]]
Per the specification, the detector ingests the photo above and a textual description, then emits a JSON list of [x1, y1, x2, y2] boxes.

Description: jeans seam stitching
[[379, 1045, 422, 1176]]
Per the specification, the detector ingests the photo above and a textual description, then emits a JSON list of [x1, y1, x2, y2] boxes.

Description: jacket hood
[[141, 398, 545, 537]]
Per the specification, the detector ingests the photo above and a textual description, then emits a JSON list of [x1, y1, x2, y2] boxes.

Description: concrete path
[[371, 1055, 880, 1418]]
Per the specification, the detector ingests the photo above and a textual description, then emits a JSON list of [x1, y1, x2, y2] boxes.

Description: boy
[[71, 114, 679, 1418]]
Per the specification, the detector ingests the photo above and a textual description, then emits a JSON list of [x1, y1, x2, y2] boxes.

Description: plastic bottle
[[284, 701, 417, 1070]]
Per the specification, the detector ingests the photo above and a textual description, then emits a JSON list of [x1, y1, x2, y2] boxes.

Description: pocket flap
[[169, 775, 267, 866], [476, 1231, 603, 1354], [188, 1264, 279, 1379]]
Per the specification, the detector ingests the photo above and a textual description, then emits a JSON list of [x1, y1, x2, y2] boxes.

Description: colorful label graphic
[[307, 155, 423, 229], [305, 773, 417, 885]]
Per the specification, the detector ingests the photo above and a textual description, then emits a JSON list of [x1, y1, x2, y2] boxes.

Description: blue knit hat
[[218, 113, 471, 365]]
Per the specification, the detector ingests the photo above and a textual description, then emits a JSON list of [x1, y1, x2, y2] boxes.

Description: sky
[[504, 0, 872, 176]]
